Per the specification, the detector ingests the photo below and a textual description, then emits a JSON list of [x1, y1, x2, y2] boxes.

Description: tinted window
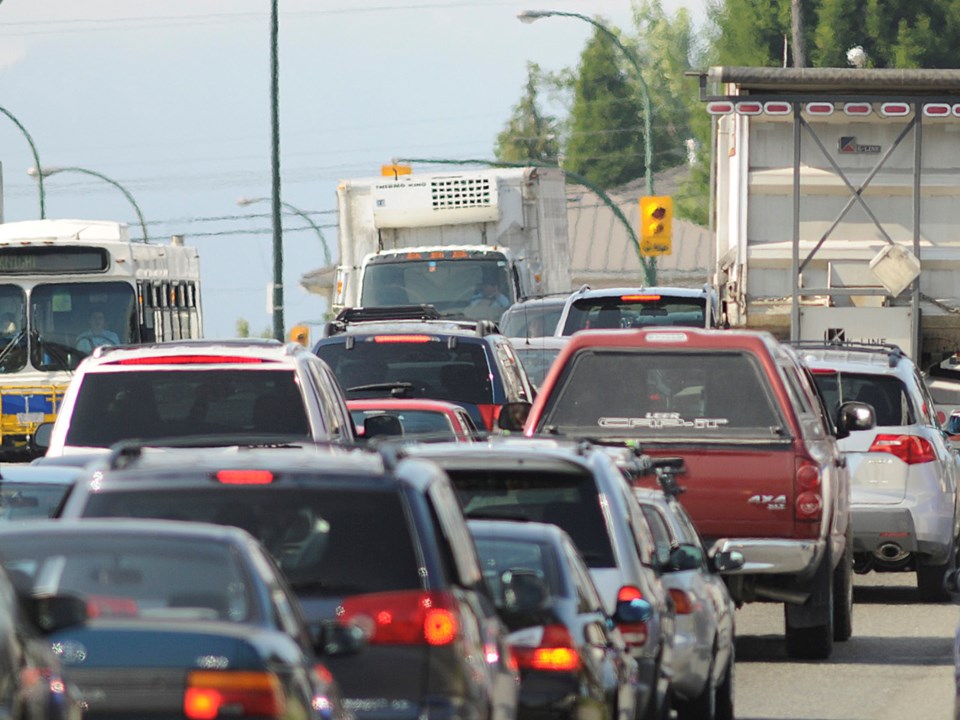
[[0, 534, 255, 623], [0, 482, 71, 521], [351, 409, 456, 438], [810, 371, 914, 427], [500, 302, 563, 337], [316, 338, 494, 404], [65, 369, 310, 447], [562, 294, 706, 334], [542, 350, 783, 438], [472, 536, 562, 605], [639, 504, 674, 568], [513, 345, 563, 387], [447, 468, 615, 568], [79, 486, 422, 595]]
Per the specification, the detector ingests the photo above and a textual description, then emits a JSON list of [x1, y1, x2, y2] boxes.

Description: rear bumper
[[711, 538, 824, 576], [853, 506, 954, 562]]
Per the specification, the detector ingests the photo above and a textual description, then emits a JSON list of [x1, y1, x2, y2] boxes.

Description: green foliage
[[564, 27, 647, 189], [494, 62, 562, 164], [235, 318, 250, 338]]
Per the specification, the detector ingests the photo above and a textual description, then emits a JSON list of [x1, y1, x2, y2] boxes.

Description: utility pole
[[791, 0, 807, 68]]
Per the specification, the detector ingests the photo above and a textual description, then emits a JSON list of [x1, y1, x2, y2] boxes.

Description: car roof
[[0, 464, 85, 485], [0, 517, 251, 543], [793, 343, 911, 374], [80, 339, 312, 367], [560, 326, 779, 353], [316, 320, 498, 339], [508, 336, 570, 350], [467, 518, 569, 543], [403, 436, 603, 471], [568, 285, 710, 301]]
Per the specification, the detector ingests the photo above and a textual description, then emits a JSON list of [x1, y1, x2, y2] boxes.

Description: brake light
[[794, 458, 822, 522], [511, 625, 581, 672], [475, 404, 500, 431], [338, 590, 460, 646], [615, 585, 648, 647], [115, 355, 265, 365], [86, 595, 138, 618], [809, 367, 836, 375], [372, 335, 432, 343], [668, 588, 696, 615], [621, 294, 661, 302], [869, 434, 936, 464], [184, 671, 284, 720], [215, 470, 275, 485]]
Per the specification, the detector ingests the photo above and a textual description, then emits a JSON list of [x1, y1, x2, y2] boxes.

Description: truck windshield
[[540, 349, 785, 439], [561, 294, 707, 334], [361, 258, 512, 321]]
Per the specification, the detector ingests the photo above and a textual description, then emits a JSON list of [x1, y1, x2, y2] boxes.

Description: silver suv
[[797, 342, 960, 601], [36, 339, 356, 457]]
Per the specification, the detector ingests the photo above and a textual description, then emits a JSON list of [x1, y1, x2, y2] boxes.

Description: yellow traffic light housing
[[639, 195, 673, 257]]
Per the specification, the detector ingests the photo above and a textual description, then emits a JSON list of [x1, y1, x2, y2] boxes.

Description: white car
[[633, 484, 740, 720], [554, 285, 717, 335], [799, 341, 960, 601]]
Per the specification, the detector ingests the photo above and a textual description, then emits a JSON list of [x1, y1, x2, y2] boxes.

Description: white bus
[[0, 219, 202, 454]]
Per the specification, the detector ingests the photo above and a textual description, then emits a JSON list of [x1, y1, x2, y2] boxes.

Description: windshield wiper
[[31, 331, 73, 373], [0, 330, 25, 368]]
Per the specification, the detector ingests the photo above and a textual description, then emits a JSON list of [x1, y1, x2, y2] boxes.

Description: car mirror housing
[[667, 543, 705, 572], [711, 549, 746, 573], [22, 592, 88, 634], [313, 620, 367, 657], [835, 401, 875, 439], [31, 422, 54, 453], [496, 402, 531, 432]]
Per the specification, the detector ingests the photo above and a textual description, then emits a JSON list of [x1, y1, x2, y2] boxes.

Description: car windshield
[[561, 294, 707, 334], [0, 481, 72, 521], [512, 344, 563, 387], [810, 371, 915, 427], [499, 302, 564, 338], [447, 467, 616, 568], [540, 349, 784, 439], [79, 486, 422, 596], [63, 368, 311, 448], [0, 532, 256, 623], [316, 337, 494, 404]]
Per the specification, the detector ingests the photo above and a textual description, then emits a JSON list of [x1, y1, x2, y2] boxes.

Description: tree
[[564, 27, 647, 189], [235, 318, 250, 338], [494, 63, 562, 164]]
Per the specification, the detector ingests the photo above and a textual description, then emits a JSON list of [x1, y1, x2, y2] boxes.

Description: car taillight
[[869, 434, 936, 464], [115, 355, 266, 365], [184, 671, 284, 720], [214, 470, 275, 485], [616, 585, 648, 648], [475, 404, 500, 431], [668, 588, 697, 615], [338, 590, 460, 646], [510, 625, 581, 672], [795, 458, 822, 522]]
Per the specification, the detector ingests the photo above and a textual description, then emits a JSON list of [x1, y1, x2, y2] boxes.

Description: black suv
[[313, 306, 535, 431], [58, 444, 520, 720]]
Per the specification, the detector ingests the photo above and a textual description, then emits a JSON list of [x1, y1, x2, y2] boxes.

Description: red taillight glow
[[796, 461, 821, 491], [372, 335, 432, 343], [475, 404, 500, 431], [215, 469, 275, 485], [184, 671, 284, 720], [795, 459, 822, 522], [795, 491, 823, 520], [669, 588, 696, 615], [615, 585, 648, 647], [338, 591, 460, 646], [85, 595, 138, 618], [621, 294, 661, 302], [809, 367, 837, 375], [869, 434, 936, 464], [116, 355, 266, 365], [511, 625, 581, 672]]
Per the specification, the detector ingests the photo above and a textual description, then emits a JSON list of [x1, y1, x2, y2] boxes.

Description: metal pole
[[791, 103, 801, 342], [270, 0, 284, 341], [912, 106, 922, 360], [0, 106, 44, 218]]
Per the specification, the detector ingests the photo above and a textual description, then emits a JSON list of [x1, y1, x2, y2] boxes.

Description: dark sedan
[[470, 519, 640, 720], [0, 519, 352, 720]]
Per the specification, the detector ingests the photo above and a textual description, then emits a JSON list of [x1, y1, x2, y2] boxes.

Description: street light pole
[[0, 106, 45, 218], [237, 196, 331, 265], [269, 0, 284, 342], [27, 165, 148, 243]]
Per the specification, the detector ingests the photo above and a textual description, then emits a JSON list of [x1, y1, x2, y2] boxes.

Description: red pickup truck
[[520, 327, 873, 659]]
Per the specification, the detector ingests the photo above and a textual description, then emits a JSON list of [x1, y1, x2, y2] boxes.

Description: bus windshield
[[0, 286, 27, 374], [361, 257, 512, 322]]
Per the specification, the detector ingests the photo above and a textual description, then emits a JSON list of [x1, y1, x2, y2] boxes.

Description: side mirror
[[313, 620, 367, 657], [497, 402, 531, 432], [666, 543, 705, 572], [613, 591, 652, 625], [31, 423, 54, 453], [834, 401, 875, 440], [363, 414, 404, 440], [21, 592, 88, 634], [501, 568, 550, 613], [711, 549, 745, 573]]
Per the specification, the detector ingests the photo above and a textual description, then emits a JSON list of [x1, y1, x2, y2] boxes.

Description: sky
[[0, 0, 707, 339]]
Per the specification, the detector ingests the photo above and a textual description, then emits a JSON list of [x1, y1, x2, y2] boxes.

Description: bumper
[[853, 505, 954, 562], [711, 538, 824, 576]]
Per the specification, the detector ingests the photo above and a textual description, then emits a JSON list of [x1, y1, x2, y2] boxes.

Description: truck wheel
[[833, 529, 854, 642], [785, 546, 834, 660]]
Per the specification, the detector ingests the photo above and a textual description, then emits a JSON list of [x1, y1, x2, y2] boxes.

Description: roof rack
[[789, 339, 904, 368], [337, 305, 442, 323]]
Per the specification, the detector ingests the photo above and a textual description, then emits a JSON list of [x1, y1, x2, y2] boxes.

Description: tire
[[675, 662, 716, 720], [642, 660, 672, 720], [714, 650, 735, 720], [833, 529, 854, 642], [917, 553, 954, 602], [784, 546, 834, 660]]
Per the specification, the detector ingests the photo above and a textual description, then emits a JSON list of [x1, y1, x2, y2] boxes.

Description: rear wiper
[[347, 382, 413, 398], [464, 509, 532, 521], [288, 580, 364, 594]]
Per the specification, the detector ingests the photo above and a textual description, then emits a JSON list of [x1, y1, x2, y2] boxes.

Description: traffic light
[[639, 195, 673, 257]]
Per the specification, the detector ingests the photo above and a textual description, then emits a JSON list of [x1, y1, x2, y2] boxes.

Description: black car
[[469, 519, 641, 720], [58, 444, 520, 720], [313, 305, 535, 431], [0, 519, 351, 720]]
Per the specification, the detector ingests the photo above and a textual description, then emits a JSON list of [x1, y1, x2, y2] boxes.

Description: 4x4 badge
[[748, 494, 787, 510]]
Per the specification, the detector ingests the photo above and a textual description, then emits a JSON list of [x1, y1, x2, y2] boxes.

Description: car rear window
[[351, 409, 456, 438], [541, 349, 784, 439], [79, 486, 422, 595], [446, 468, 615, 568], [472, 536, 563, 605], [810, 371, 915, 427], [316, 337, 494, 404], [562, 294, 706, 334], [65, 369, 310, 447]]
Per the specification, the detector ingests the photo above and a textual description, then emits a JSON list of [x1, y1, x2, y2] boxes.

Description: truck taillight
[[510, 624, 581, 672], [795, 459, 822, 522], [868, 434, 935, 464], [338, 590, 460, 646], [184, 671, 284, 720]]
